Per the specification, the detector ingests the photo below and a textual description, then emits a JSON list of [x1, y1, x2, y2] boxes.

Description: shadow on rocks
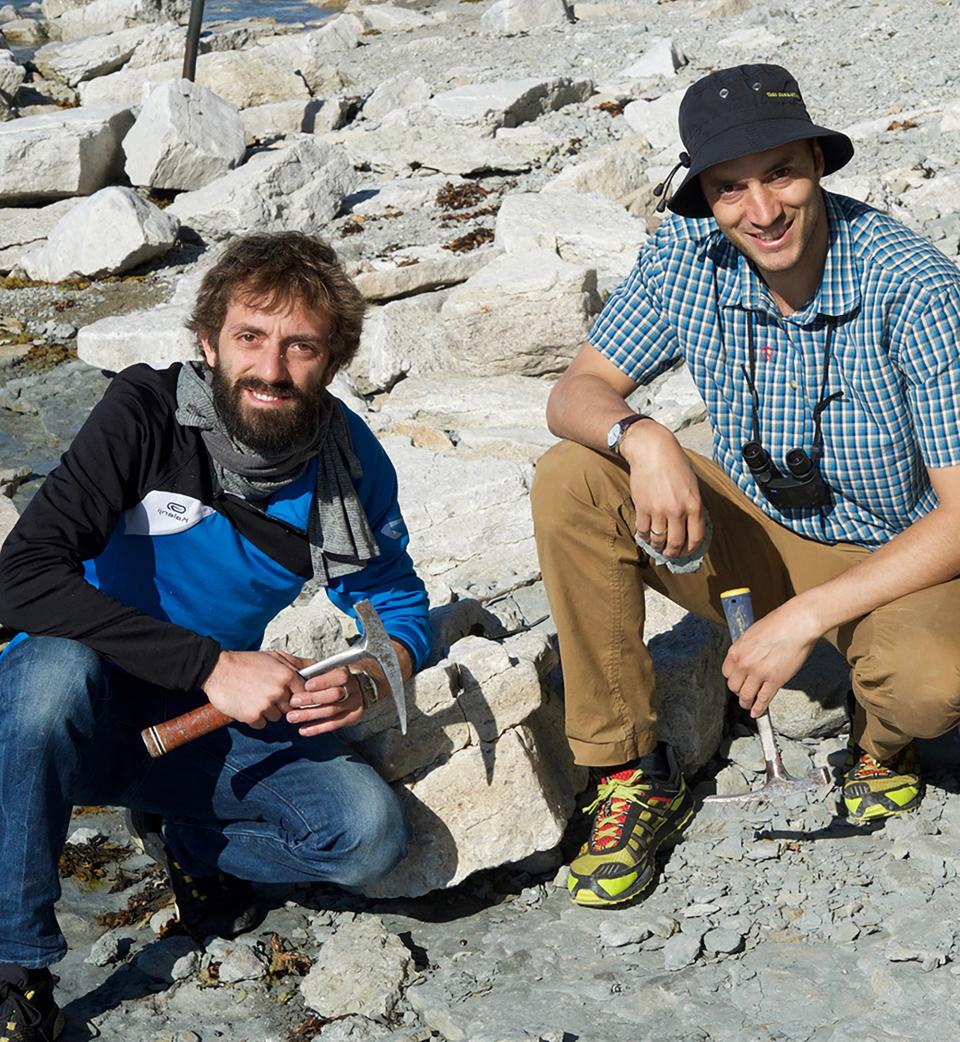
[[61, 962, 172, 1041]]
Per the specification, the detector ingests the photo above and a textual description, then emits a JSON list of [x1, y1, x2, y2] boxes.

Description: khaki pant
[[531, 440, 960, 767]]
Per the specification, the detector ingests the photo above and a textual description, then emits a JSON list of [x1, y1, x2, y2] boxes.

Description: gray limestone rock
[[33, 26, 151, 86], [663, 932, 701, 970], [136, 936, 201, 983], [480, 0, 572, 33], [77, 302, 196, 370], [300, 915, 413, 1021]]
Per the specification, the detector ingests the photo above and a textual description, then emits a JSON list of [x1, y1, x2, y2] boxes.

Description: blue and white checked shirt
[[589, 191, 960, 547]]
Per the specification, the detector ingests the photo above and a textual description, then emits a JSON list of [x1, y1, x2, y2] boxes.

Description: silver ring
[[650, 529, 666, 537], [334, 687, 351, 705]]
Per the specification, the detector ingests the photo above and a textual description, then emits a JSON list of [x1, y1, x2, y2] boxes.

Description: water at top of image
[[204, 0, 336, 25]]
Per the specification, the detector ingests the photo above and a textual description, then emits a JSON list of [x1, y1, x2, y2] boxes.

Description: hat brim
[[666, 121, 854, 218]]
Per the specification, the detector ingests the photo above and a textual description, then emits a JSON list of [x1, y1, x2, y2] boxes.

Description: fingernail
[[290, 697, 303, 708], [288, 711, 300, 723]]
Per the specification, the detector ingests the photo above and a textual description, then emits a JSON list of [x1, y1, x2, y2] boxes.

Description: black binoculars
[[742, 441, 828, 509]]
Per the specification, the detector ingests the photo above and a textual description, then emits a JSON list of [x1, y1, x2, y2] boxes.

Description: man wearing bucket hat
[[532, 64, 960, 907]]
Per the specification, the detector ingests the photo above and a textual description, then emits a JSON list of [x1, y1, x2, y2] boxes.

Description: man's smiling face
[[201, 294, 336, 452], [700, 140, 827, 293]]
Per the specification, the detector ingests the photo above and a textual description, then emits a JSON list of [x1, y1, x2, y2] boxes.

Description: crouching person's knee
[[853, 625, 960, 741]]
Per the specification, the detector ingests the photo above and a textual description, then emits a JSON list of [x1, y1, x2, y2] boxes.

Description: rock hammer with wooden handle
[[703, 587, 832, 805], [141, 599, 407, 758]]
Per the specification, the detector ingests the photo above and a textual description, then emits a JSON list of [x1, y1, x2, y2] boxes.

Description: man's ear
[[812, 140, 826, 179], [199, 334, 217, 369]]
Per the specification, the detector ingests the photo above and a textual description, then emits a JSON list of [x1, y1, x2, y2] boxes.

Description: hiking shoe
[[0, 965, 63, 1042], [567, 754, 694, 908], [842, 744, 923, 824], [125, 810, 266, 940]]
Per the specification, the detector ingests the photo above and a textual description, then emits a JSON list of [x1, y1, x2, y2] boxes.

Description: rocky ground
[[2, 0, 960, 1039]]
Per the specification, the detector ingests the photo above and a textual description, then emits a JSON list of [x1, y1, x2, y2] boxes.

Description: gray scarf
[[175, 361, 379, 585]]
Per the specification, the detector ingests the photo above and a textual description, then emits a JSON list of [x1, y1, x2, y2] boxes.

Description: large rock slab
[[33, 26, 151, 86], [352, 242, 499, 302], [0, 199, 81, 273], [362, 71, 431, 126], [349, 294, 453, 394], [383, 434, 539, 597], [240, 99, 342, 145], [79, 49, 312, 109], [623, 88, 685, 152], [168, 136, 359, 243], [253, 15, 360, 93], [51, 0, 188, 40], [123, 79, 245, 191], [22, 186, 178, 281], [77, 302, 196, 370], [424, 76, 592, 130], [0, 50, 26, 102], [439, 249, 598, 377], [350, 173, 465, 217], [480, 0, 572, 32], [494, 190, 646, 279], [328, 120, 557, 177], [543, 135, 651, 202], [360, 4, 434, 31], [617, 37, 685, 81], [0, 104, 134, 204]]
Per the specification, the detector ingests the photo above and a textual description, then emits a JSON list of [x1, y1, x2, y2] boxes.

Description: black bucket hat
[[662, 64, 854, 218]]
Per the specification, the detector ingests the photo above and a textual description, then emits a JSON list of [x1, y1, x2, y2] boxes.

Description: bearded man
[[0, 232, 431, 1038]]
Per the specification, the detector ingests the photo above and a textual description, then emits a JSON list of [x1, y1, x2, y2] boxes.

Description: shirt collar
[[713, 189, 861, 321]]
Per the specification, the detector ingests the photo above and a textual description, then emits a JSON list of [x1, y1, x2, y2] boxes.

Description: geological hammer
[[141, 599, 407, 758], [704, 588, 831, 805]]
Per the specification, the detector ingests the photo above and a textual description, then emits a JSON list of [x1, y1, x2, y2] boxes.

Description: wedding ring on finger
[[334, 686, 351, 705]]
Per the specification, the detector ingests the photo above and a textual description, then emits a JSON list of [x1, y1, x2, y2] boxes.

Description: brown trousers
[[531, 440, 960, 767]]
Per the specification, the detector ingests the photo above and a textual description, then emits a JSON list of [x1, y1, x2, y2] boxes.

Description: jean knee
[[337, 782, 408, 886], [0, 637, 106, 743]]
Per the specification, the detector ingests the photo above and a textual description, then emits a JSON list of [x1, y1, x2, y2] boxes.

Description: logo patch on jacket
[[124, 491, 217, 536]]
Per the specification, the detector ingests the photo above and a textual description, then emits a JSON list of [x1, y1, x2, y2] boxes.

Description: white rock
[[368, 723, 577, 897], [440, 249, 598, 377], [361, 4, 434, 31], [425, 76, 592, 130], [618, 38, 685, 81], [942, 100, 960, 134], [124, 79, 245, 191], [79, 50, 313, 110], [384, 435, 538, 595], [53, 0, 188, 40], [0, 6, 16, 23], [125, 21, 185, 68], [77, 302, 196, 370], [0, 199, 80, 273], [212, 940, 268, 983], [717, 26, 786, 51], [240, 98, 341, 145], [254, 15, 360, 92], [494, 190, 646, 280], [23, 186, 178, 282], [0, 104, 134, 204], [353, 243, 499, 302], [33, 26, 151, 87], [350, 294, 451, 393], [351, 174, 464, 217], [480, 0, 571, 33], [543, 136, 651, 202], [767, 643, 850, 740], [623, 88, 685, 152], [0, 50, 25, 100], [300, 916, 412, 1020], [663, 933, 701, 971], [262, 592, 348, 662], [0, 18, 47, 46], [363, 71, 431, 125], [643, 365, 706, 431], [169, 136, 359, 243]]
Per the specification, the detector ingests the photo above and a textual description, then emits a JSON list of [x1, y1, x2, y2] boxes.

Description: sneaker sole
[[568, 800, 695, 908]]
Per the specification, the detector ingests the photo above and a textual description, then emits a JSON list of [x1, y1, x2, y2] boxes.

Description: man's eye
[[771, 168, 791, 181], [289, 342, 317, 356]]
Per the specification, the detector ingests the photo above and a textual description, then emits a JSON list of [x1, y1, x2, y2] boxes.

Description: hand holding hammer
[[142, 600, 407, 758]]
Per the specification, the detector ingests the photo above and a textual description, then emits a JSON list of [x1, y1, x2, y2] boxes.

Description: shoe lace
[[0, 981, 43, 1038], [583, 770, 655, 851]]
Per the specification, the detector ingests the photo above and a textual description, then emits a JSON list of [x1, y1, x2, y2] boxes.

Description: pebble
[[703, 928, 743, 955], [663, 933, 701, 971], [598, 921, 652, 948]]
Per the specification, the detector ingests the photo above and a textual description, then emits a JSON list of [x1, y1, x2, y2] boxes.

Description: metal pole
[[182, 0, 206, 81]]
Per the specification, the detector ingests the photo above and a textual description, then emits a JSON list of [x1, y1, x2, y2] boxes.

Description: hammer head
[[355, 600, 407, 735], [704, 765, 832, 805]]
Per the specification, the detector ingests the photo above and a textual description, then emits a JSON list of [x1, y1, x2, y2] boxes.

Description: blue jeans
[[0, 637, 408, 968]]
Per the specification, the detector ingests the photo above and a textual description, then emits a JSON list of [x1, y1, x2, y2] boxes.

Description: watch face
[[607, 422, 623, 448]]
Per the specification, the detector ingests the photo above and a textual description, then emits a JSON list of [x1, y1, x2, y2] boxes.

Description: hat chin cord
[[653, 151, 691, 213]]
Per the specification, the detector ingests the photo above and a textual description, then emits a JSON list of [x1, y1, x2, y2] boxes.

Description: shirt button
[[789, 380, 799, 390]]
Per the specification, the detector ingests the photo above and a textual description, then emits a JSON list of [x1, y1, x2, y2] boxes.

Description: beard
[[210, 366, 326, 454]]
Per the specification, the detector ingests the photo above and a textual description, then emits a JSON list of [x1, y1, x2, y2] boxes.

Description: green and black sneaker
[[842, 743, 923, 825], [567, 749, 694, 908], [0, 964, 63, 1042]]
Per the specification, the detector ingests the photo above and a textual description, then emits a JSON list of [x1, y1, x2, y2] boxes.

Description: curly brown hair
[[187, 232, 366, 371]]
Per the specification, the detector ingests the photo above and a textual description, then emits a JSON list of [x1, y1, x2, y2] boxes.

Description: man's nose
[[744, 184, 783, 229], [252, 341, 288, 383]]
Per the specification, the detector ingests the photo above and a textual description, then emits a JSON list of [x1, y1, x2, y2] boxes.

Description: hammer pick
[[704, 588, 832, 805]]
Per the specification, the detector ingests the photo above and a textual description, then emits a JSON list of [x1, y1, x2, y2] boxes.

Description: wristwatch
[[606, 414, 648, 455]]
